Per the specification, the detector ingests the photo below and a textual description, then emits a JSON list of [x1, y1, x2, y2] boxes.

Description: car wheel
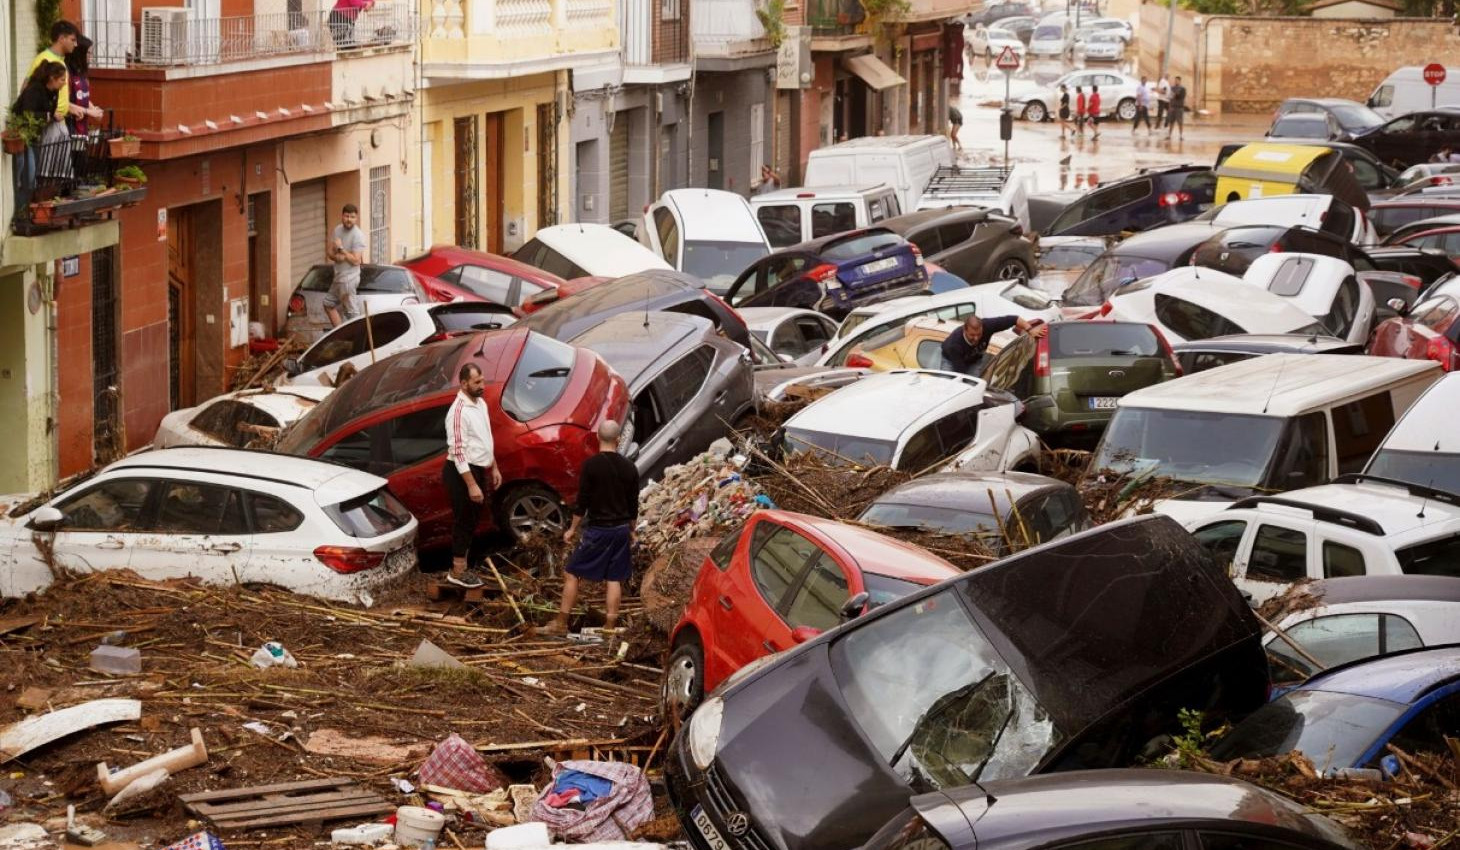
[[994, 257, 1032, 283], [494, 482, 567, 541], [1116, 97, 1137, 121], [1022, 101, 1047, 122], [663, 636, 705, 722]]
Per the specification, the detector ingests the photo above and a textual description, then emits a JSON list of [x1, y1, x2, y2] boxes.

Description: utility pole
[[1159, 0, 1177, 81]]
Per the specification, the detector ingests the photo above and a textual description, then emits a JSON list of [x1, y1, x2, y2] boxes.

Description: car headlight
[[687, 696, 725, 771]]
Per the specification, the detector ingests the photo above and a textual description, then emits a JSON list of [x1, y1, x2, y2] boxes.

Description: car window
[[432, 306, 513, 335], [1202, 833, 1333, 850], [751, 524, 823, 610], [770, 319, 805, 354], [1321, 540, 1366, 578], [537, 246, 583, 281], [1386, 691, 1460, 761], [324, 487, 413, 538], [321, 405, 449, 475], [1178, 350, 1251, 374], [1055, 833, 1185, 850], [154, 481, 248, 535], [1332, 392, 1394, 474], [1050, 322, 1159, 357], [1349, 157, 1383, 190], [1248, 523, 1308, 583], [916, 339, 943, 367], [56, 479, 153, 532], [811, 203, 856, 239], [758, 205, 802, 249], [449, 265, 513, 303], [1269, 412, 1330, 490], [503, 333, 576, 421], [191, 400, 280, 447], [513, 239, 547, 268], [653, 346, 715, 413], [982, 342, 1027, 391], [709, 522, 744, 571], [783, 553, 850, 631], [1267, 612, 1418, 684], [932, 410, 978, 457], [906, 228, 942, 257], [898, 425, 943, 473], [1397, 534, 1460, 577], [1085, 178, 1152, 217], [1412, 295, 1459, 332], [356, 267, 417, 294], [795, 316, 835, 349], [654, 207, 681, 267], [301, 320, 370, 371], [250, 493, 304, 534], [822, 231, 903, 260], [935, 221, 976, 249], [1191, 520, 1247, 572], [1153, 293, 1245, 340], [1320, 276, 1361, 339]]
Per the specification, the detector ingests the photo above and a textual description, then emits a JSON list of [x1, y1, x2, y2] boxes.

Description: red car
[[402, 245, 569, 311], [1367, 279, 1460, 371], [1386, 225, 1460, 263], [275, 328, 629, 548], [663, 510, 960, 718], [519, 275, 613, 314]]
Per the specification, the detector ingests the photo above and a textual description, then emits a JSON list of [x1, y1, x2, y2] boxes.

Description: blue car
[[723, 228, 930, 320], [1210, 646, 1460, 775]]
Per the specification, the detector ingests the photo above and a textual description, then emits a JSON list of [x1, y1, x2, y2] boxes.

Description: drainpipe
[[42, 265, 60, 484]]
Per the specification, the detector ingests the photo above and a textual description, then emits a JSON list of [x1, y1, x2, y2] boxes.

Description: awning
[[841, 54, 905, 90]]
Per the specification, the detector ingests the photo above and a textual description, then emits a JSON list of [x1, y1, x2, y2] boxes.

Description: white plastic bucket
[[394, 805, 446, 847], [485, 822, 551, 850]]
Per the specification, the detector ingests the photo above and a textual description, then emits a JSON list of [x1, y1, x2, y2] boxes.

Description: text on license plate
[[1087, 397, 1119, 410], [692, 807, 732, 850], [858, 257, 898, 276]]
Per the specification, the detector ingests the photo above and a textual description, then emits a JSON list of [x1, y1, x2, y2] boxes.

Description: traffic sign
[[995, 45, 1021, 71], [1424, 63, 1447, 86]]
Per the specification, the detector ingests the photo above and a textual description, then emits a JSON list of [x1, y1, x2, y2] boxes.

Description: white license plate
[[859, 257, 898, 276], [1087, 397, 1120, 410], [692, 807, 732, 850]]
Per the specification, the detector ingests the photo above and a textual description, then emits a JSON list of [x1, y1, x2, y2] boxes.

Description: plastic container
[[393, 806, 446, 847], [485, 822, 551, 850], [90, 645, 142, 674], [331, 823, 394, 846], [249, 642, 298, 669]]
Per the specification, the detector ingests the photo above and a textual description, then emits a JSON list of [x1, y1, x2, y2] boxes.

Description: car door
[[317, 402, 455, 538], [242, 490, 311, 587], [1240, 519, 1318, 604], [776, 551, 857, 648], [709, 518, 825, 679], [1370, 115, 1419, 167], [641, 346, 718, 479], [137, 479, 252, 583], [45, 477, 154, 574]]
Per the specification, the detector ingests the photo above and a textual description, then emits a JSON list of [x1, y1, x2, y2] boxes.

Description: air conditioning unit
[[140, 7, 189, 64]]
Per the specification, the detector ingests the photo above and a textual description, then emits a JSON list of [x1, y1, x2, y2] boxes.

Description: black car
[[1215, 140, 1400, 196], [1272, 97, 1386, 141], [1190, 224, 1368, 277], [1044, 165, 1217, 237], [517, 268, 751, 349], [863, 770, 1360, 850], [1382, 210, 1460, 244], [1353, 107, 1460, 169], [723, 228, 929, 320], [1172, 333, 1363, 374], [1369, 198, 1460, 238], [667, 515, 1268, 850], [879, 207, 1035, 285], [1060, 221, 1228, 310], [1267, 113, 1340, 141]]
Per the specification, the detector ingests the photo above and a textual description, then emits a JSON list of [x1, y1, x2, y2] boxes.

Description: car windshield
[[987, 27, 1014, 38], [502, 333, 577, 421], [1329, 103, 1384, 131], [823, 231, 904, 261], [1033, 24, 1062, 38], [1091, 408, 1285, 493], [298, 266, 416, 294], [830, 588, 1059, 788], [1051, 322, 1160, 357], [1366, 450, 1460, 504], [1208, 690, 1406, 772], [682, 241, 770, 295], [1274, 117, 1330, 139], [861, 501, 1002, 537], [1040, 242, 1105, 270], [1063, 254, 1171, 307], [784, 427, 896, 466]]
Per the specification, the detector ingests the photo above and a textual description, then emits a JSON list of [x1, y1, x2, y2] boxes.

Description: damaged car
[[153, 386, 333, 449], [666, 515, 1269, 850]]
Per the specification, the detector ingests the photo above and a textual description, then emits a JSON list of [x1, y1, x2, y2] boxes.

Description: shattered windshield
[[829, 589, 1059, 789]]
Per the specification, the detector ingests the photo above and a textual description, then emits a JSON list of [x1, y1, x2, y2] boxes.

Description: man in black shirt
[[543, 420, 640, 635], [940, 314, 1047, 377]]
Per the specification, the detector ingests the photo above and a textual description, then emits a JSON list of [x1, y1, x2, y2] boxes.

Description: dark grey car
[[879, 207, 1037, 285], [517, 269, 752, 349], [569, 312, 754, 482]]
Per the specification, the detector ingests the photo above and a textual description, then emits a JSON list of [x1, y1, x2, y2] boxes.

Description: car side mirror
[[1386, 297, 1408, 315], [839, 591, 871, 622], [790, 626, 822, 645], [29, 506, 64, 532], [283, 358, 302, 376], [1118, 275, 1138, 287]]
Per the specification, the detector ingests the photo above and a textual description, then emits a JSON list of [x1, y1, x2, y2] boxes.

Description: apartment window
[[661, 0, 680, 20], [369, 166, 390, 263]]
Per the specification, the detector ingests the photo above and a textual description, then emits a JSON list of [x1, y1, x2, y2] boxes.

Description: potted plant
[[3, 110, 46, 156], [113, 164, 147, 187], [108, 133, 140, 158], [29, 201, 55, 225]]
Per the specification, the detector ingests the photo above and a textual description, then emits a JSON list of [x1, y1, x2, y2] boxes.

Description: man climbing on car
[[940, 314, 1047, 378]]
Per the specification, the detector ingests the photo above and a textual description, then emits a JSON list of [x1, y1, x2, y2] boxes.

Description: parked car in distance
[[511, 222, 671, 280], [666, 515, 1269, 850], [275, 329, 630, 546], [1381, 211, 1460, 245], [1216, 139, 1400, 197], [1045, 165, 1217, 237], [1197, 193, 1377, 246], [1367, 65, 1460, 119], [982, 320, 1181, 440], [858, 470, 1090, 553], [284, 264, 428, 344], [723, 228, 930, 320], [400, 245, 568, 310], [1027, 20, 1072, 56], [662, 509, 959, 718], [862, 771, 1361, 850], [1172, 333, 1363, 374], [1385, 223, 1460, 262], [1073, 30, 1124, 62], [1057, 221, 1227, 315], [739, 307, 839, 366], [517, 269, 751, 349], [281, 303, 516, 388], [1075, 17, 1133, 41], [1352, 108, 1460, 169], [1104, 267, 1328, 344], [0, 448, 417, 603], [878, 206, 1036, 284], [1371, 199, 1460, 238], [153, 386, 333, 449], [992, 14, 1037, 43], [1365, 373, 1460, 495], [965, 0, 1035, 28], [568, 312, 753, 482], [1367, 275, 1460, 372], [1267, 113, 1341, 141], [967, 24, 1027, 59], [1271, 99, 1383, 142], [640, 188, 772, 295], [1209, 646, 1460, 775], [750, 184, 904, 250], [1013, 69, 1141, 122]]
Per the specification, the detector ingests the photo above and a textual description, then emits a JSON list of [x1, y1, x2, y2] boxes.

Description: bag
[[528, 760, 653, 843], [417, 733, 506, 793]]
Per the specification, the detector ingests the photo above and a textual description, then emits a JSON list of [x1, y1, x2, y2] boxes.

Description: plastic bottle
[[249, 641, 298, 669]]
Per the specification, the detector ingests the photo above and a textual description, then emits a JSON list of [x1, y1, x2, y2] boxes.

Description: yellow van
[[1214, 143, 1368, 209]]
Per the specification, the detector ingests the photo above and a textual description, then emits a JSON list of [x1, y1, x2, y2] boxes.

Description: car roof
[[1115, 269, 1321, 334], [1119, 353, 1438, 417], [1234, 478, 1460, 537], [881, 206, 997, 231], [1111, 221, 1226, 259], [867, 470, 1067, 514], [794, 227, 899, 254], [1282, 97, 1365, 107], [845, 285, 1002, 322], [105, 447, 387, 505], [785, 370, 987, 441], [531, 224, 672, 274], [567, 311, 710, 386], [753, 185, 894, 201], [769, 510, 960, 582], [1297, 645, 1460, 703], [661, 189, 764, 242], [1296, 575, 1460, 608], [410, 245, 567, 285], [215, 386, 334, 418], [1171, 333, 1357, 354], [811, 135, 946, 151], [518, 269, 703, 338], [1377, 372, 1460, 453]]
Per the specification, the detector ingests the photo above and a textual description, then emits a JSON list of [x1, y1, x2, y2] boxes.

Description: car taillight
[[909, 244, 925, 267], [1269, 242, 1284, 254], [846, 351, 874, 369], [1157, 191, 1192, 207], [288, 294, 306, 314], [313, 546, 385, 574], [1034, 334, 1050, 377], [1152, 325, 1182, 375], [1098, 301, 1114, 317], [1426, 336, 1458, 372], [809, 263, 841, 289]]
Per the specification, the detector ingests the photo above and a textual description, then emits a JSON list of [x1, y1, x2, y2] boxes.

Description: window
[[1371, 85, 1393, 109], [898, 425, 943, 472], [1192, 520, 1247, 571], [709, 523, 744, 571], [154, 482, 248, 535], [1248, 524, 1308, 582], [906, 228, 942, 256], [1332, 392, 1394, 474], [454, 265, 515, 304], [1059, 834, 1185, 850], [794, 316, 834, 350], [1269, 412, 1329, 490], [809, 203, 856, 239], [57, 479, 152, 531], [981, 341, 1029, 391], [537, 247, 584, 281], [935, 221, 976, 250], [1397, 534, 1460, 577], [1320, 276, 1361, 339], [1412, 296, 1459, 334], [324, 487, 413, 538], [1201, 833, 1325, 850], [301, 311, 412, 371], [1153, 293, 1246, 341], [758, 205, 802, 249], [432, 306, 512, 335], [1321, 541, 1365, 578], [932, 410, 977, 457], [369, 165, 390, 264], [250, 493, 304, 533], [916, 339, 943, 368], [822, 231, 902, 261], [503, 334, 576, 421], [748, 103, 764, 186], [751, 525, 822, 608], [1267, 612, 1419, 684], [654, 207, 680, 267], [783, 554, 849, 631], [1085, 178, 1152, 217], [1387, 692, 1460, 760], [321, 405, 450, 475], [190, 401, 281, 448], [654, 346, 714, 415], [1050, 322, 1159, 357]]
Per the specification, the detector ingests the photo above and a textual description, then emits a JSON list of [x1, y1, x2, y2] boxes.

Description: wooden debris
[[15, 687, 53, 711], [1, 698, 141, 762], [179, 777, 393, 831], [97, 727, 208, 796]]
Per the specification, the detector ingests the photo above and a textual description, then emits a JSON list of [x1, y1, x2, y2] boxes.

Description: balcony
[[621, 0, 691, 83], [9, 131, 147, 237], [807, 0, 864, 36], [421, 0, 617, 79], [691, 0, 771, 68], [902, 0, 970, 21]]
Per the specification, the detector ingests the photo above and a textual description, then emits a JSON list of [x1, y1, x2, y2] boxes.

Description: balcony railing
[[690, 0, 766, 55], [10, 127, 147, 235], [621, 0, 688, 65], [807, 0, 864, 36], [87, 4, 415, 68]]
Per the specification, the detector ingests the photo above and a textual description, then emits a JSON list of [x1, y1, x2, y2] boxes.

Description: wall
[[568, 84, 686, 224], [690, 66, 771, 193], [0, 269, 53, 492]]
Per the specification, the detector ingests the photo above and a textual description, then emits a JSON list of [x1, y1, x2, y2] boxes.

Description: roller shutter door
[[610, 114, 630, 222], [289, 179, 328, 288]]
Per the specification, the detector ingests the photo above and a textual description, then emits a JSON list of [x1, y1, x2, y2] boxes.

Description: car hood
[[1153, 497, 1236, 525]]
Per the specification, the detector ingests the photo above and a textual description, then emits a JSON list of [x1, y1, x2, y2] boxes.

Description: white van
[[749, 184, 903, 249], [1365, 372, 1460, 496], [1088, 354, 1442, 523], [640, 188, 771, 295], [513, 223, 671, 279], [803, 135, 955, 214], [1368, 66, 1460, 120]]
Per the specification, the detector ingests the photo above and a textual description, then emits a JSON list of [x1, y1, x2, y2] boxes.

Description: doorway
[[167, 207, 195, 410], [484, 111, 506, 253], [707, 111, 724, 190], [91, 246, 122, 464], [453, 116, 480, 249], [248, 192, 271, 336]]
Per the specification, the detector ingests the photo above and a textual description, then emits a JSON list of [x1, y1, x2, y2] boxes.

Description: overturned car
[[666, 515, 1268, 850]]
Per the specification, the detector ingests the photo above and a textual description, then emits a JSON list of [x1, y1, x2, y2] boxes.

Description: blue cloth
[[553, 769, 615, 803], [565, 523, 632, 582]]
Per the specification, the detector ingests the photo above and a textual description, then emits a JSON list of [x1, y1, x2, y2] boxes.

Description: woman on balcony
[[66, 36, 105, 137], [329, 0, 376, 49], [10, 61, 66, 219]]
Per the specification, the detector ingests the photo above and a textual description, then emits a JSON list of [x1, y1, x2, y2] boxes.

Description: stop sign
[[1424, 63, 1447, 86]]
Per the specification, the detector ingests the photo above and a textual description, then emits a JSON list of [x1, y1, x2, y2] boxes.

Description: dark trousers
[[328, 9, 357, 47], [1133, 105, 1151, 130], [443, 463, 489, 560], [1155, 101, 1168, 127]]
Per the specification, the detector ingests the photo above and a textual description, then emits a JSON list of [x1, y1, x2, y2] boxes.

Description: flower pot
[[114, 175, 144, 188], [30, 204, 54, 224], [109, 137, 140, 157], [2, 134, 26, 155]]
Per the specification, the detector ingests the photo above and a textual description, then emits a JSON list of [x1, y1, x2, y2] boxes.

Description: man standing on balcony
[[329, 0, 376, 49], [324, 203, 366, 327], [30, 21, 79, 123]]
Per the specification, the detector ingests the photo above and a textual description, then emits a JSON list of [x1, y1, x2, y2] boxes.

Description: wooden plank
[[216, 800, 395, 830], [0, 615, 41, 636], [192, 789, 382, 818], [180, 777, 352, 803]]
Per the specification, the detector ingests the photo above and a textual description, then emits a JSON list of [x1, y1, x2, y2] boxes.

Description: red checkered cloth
[[529, 760, 654, 842], [417, 733, 505, 793]]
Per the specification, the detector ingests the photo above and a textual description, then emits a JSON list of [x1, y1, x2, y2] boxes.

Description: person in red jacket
[[1088, 85, 1102, 140], [1074, 86, 1086, 137]]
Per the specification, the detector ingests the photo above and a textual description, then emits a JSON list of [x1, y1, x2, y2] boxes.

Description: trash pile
[[635, 445, 768, 560]]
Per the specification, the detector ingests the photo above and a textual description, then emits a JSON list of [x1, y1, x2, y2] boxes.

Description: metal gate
[[91, 247, 123, 464], [454, 116, 480, 249], [537, 102, 559, 229], [610, 111, 630, 222], [288, 180, 327, 289]]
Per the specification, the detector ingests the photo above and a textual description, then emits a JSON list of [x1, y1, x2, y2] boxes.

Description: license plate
[[692, 807, 732, 850], [858, 257, 898, 276], [1087, 397, 1119, 410]]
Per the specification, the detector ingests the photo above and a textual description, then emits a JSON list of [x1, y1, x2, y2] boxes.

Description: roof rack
[[1229, 495, 1386, 536], [1332, 473, 1460, 508]]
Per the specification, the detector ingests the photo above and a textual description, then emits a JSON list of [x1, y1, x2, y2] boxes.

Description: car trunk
[[1058, 354, 1170, 412], [840, 249, 920, 294]]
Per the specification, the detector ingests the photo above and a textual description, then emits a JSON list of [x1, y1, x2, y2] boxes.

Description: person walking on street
[[442, 363, 502, 589], [544, 421, 640, 635], [324, 203, 366, 327], [1074, 86, 1086, 137], [1155, 75, 1170, 128], [1133, 76, 1152, 133], [1167, 77, 1187, 140], [948, 104, 964, 152], [940, 314, 1048, 378], [1058, 84, 1071, 138], [1088, 86, 1102, 140]]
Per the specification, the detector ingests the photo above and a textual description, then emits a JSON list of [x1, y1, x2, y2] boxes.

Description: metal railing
[[621, 0, 689, 65], [10, 127, 140, 235], [806, 0, 864, 36], [87, 4, 415, 68]]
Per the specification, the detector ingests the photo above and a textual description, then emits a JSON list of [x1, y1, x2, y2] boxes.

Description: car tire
[[1116, 97, 1137, 121], [493, 481, 568, 541], [662, 635, 705, 722], [993, 256, 1032, 283], [1022, 101, 1047, 122]]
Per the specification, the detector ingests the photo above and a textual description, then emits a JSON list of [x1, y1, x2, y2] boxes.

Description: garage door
[[289, 179, 327, 289], [610, 113, 630, 222]]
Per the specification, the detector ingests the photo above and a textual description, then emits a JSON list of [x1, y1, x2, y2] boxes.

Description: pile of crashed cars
[[5, 126, 1460, 850]]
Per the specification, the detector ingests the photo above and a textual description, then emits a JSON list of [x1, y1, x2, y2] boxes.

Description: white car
[[1076, 17, 1133, 42], [1185, 477, 1460, 605], [1104, 267, 1328, 344], [1011, 69, 1142, 122], [513, 223, 672, 280], [967, 25, 1027, 60], [641, 189, 772, 295], [1027, 20, 1072, 57], [739, 307, 841, 366], [154, 386, 334, 449], [284, 264, 429, 344], [780, 369, 1040, 474], [281, 302, 515, 387], [1196, 194, 1378, 247], [0, 448, 418, 604], [1365, 373, 1460, 496], [1073, 31, 1125, 62], [818, 284, 1062, 367], [1236, 253, 1376, 345]]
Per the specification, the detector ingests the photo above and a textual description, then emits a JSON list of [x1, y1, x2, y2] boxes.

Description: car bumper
[[667, 739, 777, 850], [820, 277, 931, 319]]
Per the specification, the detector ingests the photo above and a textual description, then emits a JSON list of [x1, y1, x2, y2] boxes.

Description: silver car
[[1011, 69, 1142, 123], [283, 264, 429, 344], [569, 311, 755, 482], [1074, 31, 1125, 62]]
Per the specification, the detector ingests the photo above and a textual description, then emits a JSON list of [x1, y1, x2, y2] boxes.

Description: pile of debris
[[636, 447, 766, 561]]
